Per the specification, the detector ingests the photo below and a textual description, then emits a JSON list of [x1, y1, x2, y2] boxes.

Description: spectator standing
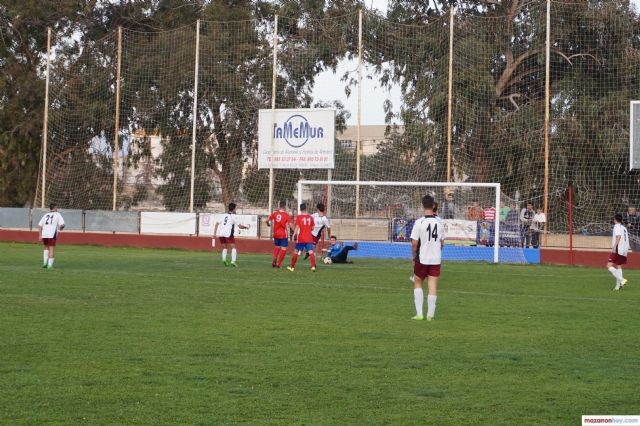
[[520, 202, 535, 248], [622, 206, 640, 251], [499, 201, 510, 223], [506, 202, 519, 224], [531, 207, 546, 248], [466, 201, 483, 221], [442, 192, 455, 219], [480, 204, 496, 246]]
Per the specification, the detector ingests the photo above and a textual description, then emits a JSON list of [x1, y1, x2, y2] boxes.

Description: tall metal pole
[[327, 169, 332, 217], [494, 184, 501, 263], [568, 183, 573, 266], [355, 9, 363, 240], [112, 27, 123, 211], [268, 15, 278, 215], [189, 20, 201, 213], [543, 0, 551, 245], [41, 27, 52, 208], [446, 6, 455, 183]]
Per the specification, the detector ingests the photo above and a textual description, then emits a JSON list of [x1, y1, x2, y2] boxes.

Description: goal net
[[297, 180, 528, 264]]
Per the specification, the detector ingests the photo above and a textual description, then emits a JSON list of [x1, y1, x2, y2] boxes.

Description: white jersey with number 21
[[410, 215, 445, 265], [38, 212, 65, 239]]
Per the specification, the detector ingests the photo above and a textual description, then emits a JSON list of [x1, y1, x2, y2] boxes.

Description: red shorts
[[414, 262, 441, 279], [218, 237, 236, 245], [42, 238, 57, 247], [313, 234, 321, 244], [608, 253, 627, 266]]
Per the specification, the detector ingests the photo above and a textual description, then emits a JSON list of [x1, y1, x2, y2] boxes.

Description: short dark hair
[[614, 213, 623, 223], [330, 235, 337, 239], [228, 203, 236, 211], [279, 200, 287, 208], [433, 202, 439, 213], [316, 203, 325, 212], [49, 203, 56, 210], [299, 203, 307, 211], [422, 195, 435, 209]]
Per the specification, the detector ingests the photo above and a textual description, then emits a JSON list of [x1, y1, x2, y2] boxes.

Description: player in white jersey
[[213, 203, 250, 267], [409, 195, 445, 321], [607, 213, 629, 291], [305, 203, 331, 260], [37, 203, 65, 269]]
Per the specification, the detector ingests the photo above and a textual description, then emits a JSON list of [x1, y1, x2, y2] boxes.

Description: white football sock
[[231, 249, 237, 262], [48, 258, 54, 267], [413, 288, 424, 316], [427, 295, 437, 318], [43, 250, 49, 264], [608, 266, 619, 282], [615, 268, 624, 281], [222, 249, 227, 261]]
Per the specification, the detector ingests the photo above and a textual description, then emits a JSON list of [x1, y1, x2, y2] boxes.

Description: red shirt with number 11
[[295, 214, 315, 243]]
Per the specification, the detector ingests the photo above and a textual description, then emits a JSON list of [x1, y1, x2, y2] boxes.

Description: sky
[[312, 0, 640, 126]]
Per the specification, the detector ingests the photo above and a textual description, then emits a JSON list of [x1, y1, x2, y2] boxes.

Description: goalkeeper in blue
[[325, 236, 358, 264]]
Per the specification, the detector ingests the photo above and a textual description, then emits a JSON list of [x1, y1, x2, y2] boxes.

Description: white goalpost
[[298, 180, 510, 263]]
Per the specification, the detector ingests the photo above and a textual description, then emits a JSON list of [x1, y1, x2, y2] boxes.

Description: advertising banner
[[199, 213, 259, 237], [258, 108, 335, 169], [392, 218, 478, 243], [141, 212, 197, 235]]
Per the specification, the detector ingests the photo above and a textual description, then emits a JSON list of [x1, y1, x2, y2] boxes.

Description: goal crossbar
[[297, 180, 502, 263]]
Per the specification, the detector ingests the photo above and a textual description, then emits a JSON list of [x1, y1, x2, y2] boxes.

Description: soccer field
[[1, 242, 639, 424]]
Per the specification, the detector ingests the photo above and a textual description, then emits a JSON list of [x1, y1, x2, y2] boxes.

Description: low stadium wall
[[1, 207, 636, 267], [3, 228, 636, 268]]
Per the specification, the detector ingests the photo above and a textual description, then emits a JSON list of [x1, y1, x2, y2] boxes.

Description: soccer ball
[[323, 257, 332, 265]]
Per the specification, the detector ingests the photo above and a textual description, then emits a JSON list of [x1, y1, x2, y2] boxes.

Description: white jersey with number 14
[[410, 215, 445, 265]]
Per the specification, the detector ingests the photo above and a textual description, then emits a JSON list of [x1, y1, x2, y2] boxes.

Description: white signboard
[[199, 213, 259, 237], [140, 212, 197, 235], [258, 108, 335, 169], [442, 219, 477, 242]]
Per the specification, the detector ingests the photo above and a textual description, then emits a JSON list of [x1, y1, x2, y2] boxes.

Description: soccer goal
[[297, 180, 528, 264]]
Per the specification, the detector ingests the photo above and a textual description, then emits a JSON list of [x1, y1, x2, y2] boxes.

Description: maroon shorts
[[218, 237, 236, 245], [42, 238, 57, 247], [414, 262, 441, 279], [608, 253, 627, 266], [313, 234, 321, 244]]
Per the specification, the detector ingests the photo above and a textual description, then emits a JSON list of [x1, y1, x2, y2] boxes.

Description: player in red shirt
[[266, 200, 293, 268], [287, 203, 316, 272]]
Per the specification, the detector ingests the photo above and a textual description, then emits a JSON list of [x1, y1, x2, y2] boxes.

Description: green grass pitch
[[1, 242, 639, 424]]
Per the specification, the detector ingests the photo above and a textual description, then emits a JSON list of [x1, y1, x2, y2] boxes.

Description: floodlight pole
[[446, 6, 455, 183], [355, 9, 363, 240], [543, 0, 551, 245], [41, 27, 52, 208], [494, 183, 501, 264], [268, 15, 278, 217], [189, 19, 200, 213], [112, 27, 122, 211]]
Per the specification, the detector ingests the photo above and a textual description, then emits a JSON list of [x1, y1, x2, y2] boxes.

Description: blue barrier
[[342, 241, 540, 264]]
